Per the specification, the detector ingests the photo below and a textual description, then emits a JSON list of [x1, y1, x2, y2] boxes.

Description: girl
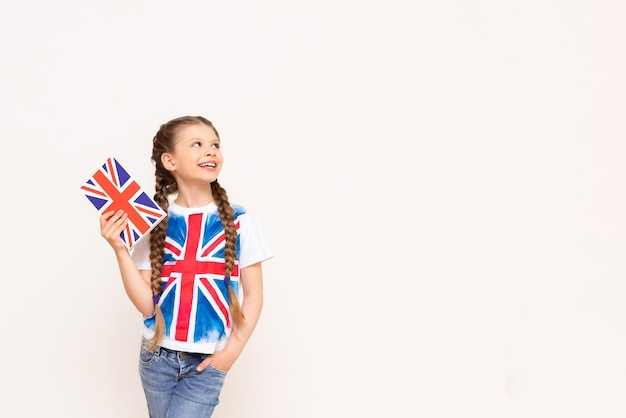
[[99, 116, 273, 417]]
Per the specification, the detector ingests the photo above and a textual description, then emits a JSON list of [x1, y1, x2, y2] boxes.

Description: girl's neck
[[173, 185, 214, 208]]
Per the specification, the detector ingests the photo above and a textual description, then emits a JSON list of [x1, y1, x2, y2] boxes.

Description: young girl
[[99, 116, 273, 417]]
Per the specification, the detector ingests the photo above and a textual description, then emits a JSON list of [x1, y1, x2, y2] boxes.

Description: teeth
[[201, 163, 216, 167]]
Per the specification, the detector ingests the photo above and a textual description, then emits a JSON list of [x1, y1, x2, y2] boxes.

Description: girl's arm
[[197, 262, 264, 372], [100, 209, 154, 317]]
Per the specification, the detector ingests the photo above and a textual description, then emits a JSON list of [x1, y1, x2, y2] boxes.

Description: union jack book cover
[[80, 157, 166, 250]]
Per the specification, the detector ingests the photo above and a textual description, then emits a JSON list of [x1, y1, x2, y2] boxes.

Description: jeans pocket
[[206, 365, 228, 378], [139, 340, 159, 366], [139, 349, 158, 366]]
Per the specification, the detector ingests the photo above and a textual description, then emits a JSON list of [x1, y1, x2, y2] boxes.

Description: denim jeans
[[138, 339, 227, 418]]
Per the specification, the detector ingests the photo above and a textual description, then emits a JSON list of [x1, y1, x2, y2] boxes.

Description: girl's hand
[[197, 350, 237, 373], [100, 209, 128, 251]]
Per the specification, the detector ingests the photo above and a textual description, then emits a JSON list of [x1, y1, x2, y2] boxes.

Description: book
[[80, 157, 166, 250]]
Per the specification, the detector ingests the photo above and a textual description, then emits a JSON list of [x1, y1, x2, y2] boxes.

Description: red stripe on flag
[[200, 277, 231, 328], [200, 220, 240, 257], [107, 158, 117, 187], [136, 205, 166, 218], [80, 185, 108, 197]]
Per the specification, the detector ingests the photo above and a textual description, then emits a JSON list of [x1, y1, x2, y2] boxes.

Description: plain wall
[[1, 1, 625, 417]]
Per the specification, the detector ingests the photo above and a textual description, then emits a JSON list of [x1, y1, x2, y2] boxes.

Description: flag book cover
[[80, 157, 166, 250]]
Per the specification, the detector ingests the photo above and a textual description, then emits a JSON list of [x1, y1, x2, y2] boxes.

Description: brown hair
[[145, 116, 243, 351]]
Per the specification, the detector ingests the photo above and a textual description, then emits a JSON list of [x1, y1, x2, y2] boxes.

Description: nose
[[206, 149, 215, 156]]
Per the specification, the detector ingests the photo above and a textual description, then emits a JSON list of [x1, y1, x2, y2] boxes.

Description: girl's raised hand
[[100, 209, 129, 251]]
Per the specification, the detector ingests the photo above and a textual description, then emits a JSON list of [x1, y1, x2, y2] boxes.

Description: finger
[[197, 356, 212, 372], [114, 211, 128, 224], [110, 217, 128, 236], [101, 211, 125, 231], [100, 209, 124, 225], [100, 210, 115, 226], [101, 212, 128, 240]]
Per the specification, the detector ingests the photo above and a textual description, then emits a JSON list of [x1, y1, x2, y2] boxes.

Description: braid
[[150, 170, 176, 288], [211, 180, 244, 326], [145, 126, 179, 352]]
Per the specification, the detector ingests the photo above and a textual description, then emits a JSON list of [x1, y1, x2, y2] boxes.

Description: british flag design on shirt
[[145, 206, 243, 349]]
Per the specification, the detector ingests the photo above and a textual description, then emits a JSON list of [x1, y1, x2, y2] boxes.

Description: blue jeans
[[138, 339, 227, 418]]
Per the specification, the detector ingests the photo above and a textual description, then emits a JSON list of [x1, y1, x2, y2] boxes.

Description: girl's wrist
[[222, 341, 244, 360], [113, 246, 130, 258]]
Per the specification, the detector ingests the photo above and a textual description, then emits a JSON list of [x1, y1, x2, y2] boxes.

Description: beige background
[[1, 1, 625, 417]]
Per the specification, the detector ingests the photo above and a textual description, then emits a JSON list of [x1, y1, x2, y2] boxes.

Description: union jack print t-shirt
[[131, 201, 273, 354]]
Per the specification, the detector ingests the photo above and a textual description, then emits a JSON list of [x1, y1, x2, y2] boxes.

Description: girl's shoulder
[[232, 203, 248, 217]]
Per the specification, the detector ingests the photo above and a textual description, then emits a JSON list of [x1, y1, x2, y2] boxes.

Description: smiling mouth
[[200, 162, 216, 168]]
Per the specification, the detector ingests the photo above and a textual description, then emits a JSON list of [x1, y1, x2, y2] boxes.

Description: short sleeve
[[238, 211, 273, 269], [131, 234, 152, 271]]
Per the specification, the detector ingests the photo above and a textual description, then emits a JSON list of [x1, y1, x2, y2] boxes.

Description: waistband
[[158, 346, 207, 359], [142, 338, 209, 359]]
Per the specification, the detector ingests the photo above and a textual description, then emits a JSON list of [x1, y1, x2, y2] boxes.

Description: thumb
[[197, 356, 212, 372]]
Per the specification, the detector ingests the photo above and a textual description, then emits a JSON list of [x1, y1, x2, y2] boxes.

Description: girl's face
[[163, 123, 223, 185]]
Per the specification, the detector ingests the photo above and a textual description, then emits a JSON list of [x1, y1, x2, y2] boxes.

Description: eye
[[211, 143, 220, 149], [192, 141, 201, 147]]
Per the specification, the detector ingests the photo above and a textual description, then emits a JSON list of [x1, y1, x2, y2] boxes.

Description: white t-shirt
[[131, 201, 273, 353]]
